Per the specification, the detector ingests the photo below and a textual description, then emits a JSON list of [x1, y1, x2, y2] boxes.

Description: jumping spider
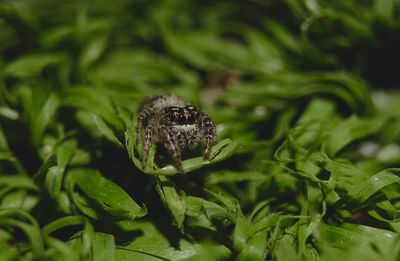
[[136, 95, 216, 172]]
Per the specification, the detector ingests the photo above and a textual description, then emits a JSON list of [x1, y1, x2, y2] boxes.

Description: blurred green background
[[1, 0, 400, 260]]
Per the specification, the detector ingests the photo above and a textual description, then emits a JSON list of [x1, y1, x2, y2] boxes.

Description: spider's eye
[[177, 114, 185, 124], [187, 114, 194, 124]]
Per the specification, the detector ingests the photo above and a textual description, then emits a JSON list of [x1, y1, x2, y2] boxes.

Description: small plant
[[1, 1, 400, 260]]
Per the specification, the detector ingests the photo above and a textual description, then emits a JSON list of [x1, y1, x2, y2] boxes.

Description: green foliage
[[1, 0, 400, 260]]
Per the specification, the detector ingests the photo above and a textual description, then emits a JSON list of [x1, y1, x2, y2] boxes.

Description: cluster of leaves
[[1, 0, 400, 260]]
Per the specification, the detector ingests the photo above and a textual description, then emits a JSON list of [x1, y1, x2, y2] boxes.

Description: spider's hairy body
[[136, 95, 216, 172]]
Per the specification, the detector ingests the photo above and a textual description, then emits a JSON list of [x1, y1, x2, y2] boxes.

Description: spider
[[136, 95, 216, 172]]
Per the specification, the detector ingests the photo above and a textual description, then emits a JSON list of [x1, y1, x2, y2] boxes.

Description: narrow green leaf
[[348, 168, 400, 204], [154, 175, 186, 229], [323, 116, 387, 156], [68, 169, 146, 220]]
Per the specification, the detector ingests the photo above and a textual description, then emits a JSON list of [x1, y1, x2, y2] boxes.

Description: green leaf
[[4, 53, 63, 78], [19, 87, 61, 146], [67, 169, 147, 220], [205, 171, 268, 185], [91, 114, 123, 147], [348, 168, 400, 204], [132, 139, 239, 175], [154, 175, 186, 229], [323, 116, 387, 156], [63, 86, 124, 131], [315, 222, 398, 251], [0, 209, 44, 258], [114, 220, 230, 261]]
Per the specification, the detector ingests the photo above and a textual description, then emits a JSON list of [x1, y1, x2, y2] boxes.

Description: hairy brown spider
[[136, 95, 216, 172]]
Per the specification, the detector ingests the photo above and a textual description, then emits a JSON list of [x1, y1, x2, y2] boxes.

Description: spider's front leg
[[159, 125, 183, 172], [136, 111, 147, 148], [201, 114, 216, 159], [141, 125, 153, 168]]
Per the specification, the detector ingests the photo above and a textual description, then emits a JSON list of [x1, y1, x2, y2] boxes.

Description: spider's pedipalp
[[158, 125, 183, 172], [142, 125, 153, 167]]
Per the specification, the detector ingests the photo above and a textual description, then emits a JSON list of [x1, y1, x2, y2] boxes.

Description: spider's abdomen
[[139, 95, 187, 115]]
